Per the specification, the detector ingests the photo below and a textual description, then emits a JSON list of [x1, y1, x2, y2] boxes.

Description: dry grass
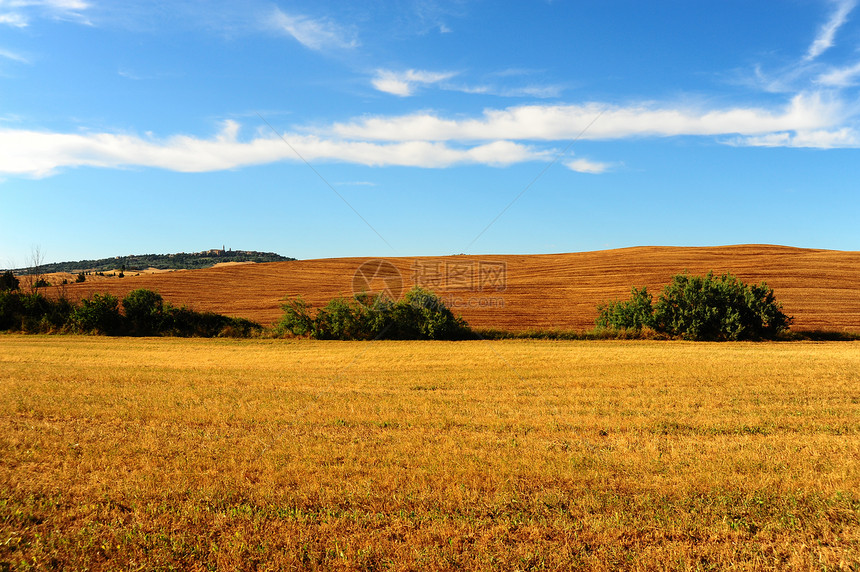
[[1, 335, 858, 570], [54, 245, 860, 332]]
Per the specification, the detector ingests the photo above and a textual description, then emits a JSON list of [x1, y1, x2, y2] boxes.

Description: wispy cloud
[[270, 8, 357, 51], [39, 0, 89, 11], [804, 0, 856, 62], [0, 0, 92, 26], [117, 67, 182, 81], [335, 181, 377, 187], [331, 93, 844, 142], [734, 127, 859, 148], [456, 83, 563, 98], [0, 48, 28, 63], [371, 69, 457, 96], [816, 60, 860, 86], [118, 68, 145, 81], [0, 12, 27, 26], [750, 0, 860, 94], [372, 67, 561, 99], [400, 0, 466, 36], [565, 158, 611, 174]]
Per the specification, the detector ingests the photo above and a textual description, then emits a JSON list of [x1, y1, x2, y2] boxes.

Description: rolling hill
[[52, 245, 860, 333], [6, 249, 293, 274]]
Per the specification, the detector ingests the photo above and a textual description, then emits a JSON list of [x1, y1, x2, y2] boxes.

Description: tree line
[[3, 250, 295, 275], [0, 277, 260, 337], [1, 269, 795, 341]]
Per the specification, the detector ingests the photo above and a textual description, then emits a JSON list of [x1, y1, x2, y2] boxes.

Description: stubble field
[[1, 336, 858, 570]]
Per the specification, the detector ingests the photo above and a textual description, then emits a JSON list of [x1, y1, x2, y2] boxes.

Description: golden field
[[55, 245, 860, 333], [1, 335, 858, 570]]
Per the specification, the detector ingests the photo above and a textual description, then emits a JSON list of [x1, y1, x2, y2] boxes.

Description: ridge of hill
[[6, 249, 295, 274], [53, 244, 860, 333]]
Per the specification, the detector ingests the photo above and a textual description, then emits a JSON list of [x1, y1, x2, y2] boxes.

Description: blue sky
[[1, 0, 859, 267]]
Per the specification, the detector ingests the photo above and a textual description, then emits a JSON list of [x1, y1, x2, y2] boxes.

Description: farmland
[[1, 336, 858, 570], [53, 244, 860, 333]]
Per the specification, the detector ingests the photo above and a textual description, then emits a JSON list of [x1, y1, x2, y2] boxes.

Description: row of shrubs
[[277, 272, 795, 342], [1, 271, 796, 341], [0, 288, 262, 337], [276, 287, 470, 340], [596, 272, 792, 341]]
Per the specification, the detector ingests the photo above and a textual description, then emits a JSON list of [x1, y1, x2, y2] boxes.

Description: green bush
[[216, 317, 264, 338], [277, 293, 396, 340], [277, 287, 470, 340], [596, 272, 792, 341], [0, 291, 23, 330], [0, 291, 73, 333], [313, 296, 393, 340], [655, 272, 791, 340], [276, 296, 317, 337], [72, 293, 122, 334], [122, 289, 166, 335], [391, 287, 468, 340], [164, 305, 262, 338], [1, 271, 19, 291], [596, 287, 656, 331], [0, 285, 260, 338]]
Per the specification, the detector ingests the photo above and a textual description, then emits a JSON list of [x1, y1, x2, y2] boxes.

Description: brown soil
[[54, 244, 860, 332]]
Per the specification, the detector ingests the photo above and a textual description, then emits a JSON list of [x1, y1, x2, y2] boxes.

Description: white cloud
[[456, 83, 562, 98], [39, 0, 89, 10], [335, 181, 377, 187], [371, 69, 457, 96], [0, 48, 28, 63], [0, 0, 91, 25], [804, 0, 856, 62], [0, 12, 28, 26], [735, 127, 859, 148], [0, 120, 547, 177], [374, 67, 561, 98], [816, 60, 860, 86], [565, 158, 611, 174], [502, 85, 562, 98], [270, 8, 357, 51], [331, 93, 844, 142], [2, 91, 857, 180], [464, 140, 550, 166]]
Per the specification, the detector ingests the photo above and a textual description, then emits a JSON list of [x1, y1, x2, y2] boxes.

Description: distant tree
[[23, 246, 46, 293], [75, 273, 86, 283], [0, 271, 19, 291]]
